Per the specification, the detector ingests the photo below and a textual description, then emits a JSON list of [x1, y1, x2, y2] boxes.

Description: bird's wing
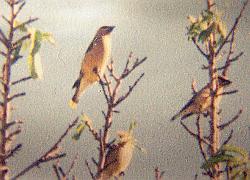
[[72, 71, 83, 89], [85, 37, 97, 53]]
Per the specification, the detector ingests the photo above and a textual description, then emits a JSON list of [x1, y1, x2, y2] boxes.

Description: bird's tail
[[69, 99, 77, 109], [171, 113, 181, 121], [69, 79, 91, 109]]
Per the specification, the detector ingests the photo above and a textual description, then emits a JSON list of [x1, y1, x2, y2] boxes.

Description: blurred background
[[0, 0, 249, 179]]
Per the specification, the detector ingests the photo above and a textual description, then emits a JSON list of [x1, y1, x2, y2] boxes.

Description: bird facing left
[[69, 26, 115, 109]]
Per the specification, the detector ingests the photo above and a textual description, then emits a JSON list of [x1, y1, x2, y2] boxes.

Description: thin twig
[[2, 15, 10, 25], [11, 76, 32, 86], [85, 160, 95, 180], [217, 90, 238, 96], [218, 110, 242, 130], [196, 116, 208, 161], [0, 51, 7, 57], [11, 117, 78, 180], [222, 130, 234, 146], [217, 52, 243, 71], [13, 17, 39, 31], [114, 73, 144, 106], [155, 167, 165, 180], [215, 0, 249, 57], [180, 121, 210, 146], [52, 164, 61, 180], [65, 154, 78, 177], [192, 38, 208, 59], [5, 144, 22, 159], [8, 92, 26, 102], [13, 34, 30, 47], [14, 1, 25, 18]]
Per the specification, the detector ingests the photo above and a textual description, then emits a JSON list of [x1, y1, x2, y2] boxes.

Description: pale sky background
[[0, 0, 250, 179]]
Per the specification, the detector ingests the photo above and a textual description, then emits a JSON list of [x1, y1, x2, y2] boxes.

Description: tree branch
[[11, 76, 32, 86], [192, 38, 208, 59], [11, 117, 78, 180], [180, 121, 210, 146], [13, 34, 30, 47], [114, 73, 144, 107], [218, 110, 242, 130], [85, 160, 95, 180], [8, 92, 26, 102], [13, 17, 39, 31], [215, 0, 249, 57]]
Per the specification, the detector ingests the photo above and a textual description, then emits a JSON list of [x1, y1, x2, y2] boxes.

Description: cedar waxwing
[[171, 76, 232, 120], [69, 26, 115, 109], [97, 131, 135, 180]]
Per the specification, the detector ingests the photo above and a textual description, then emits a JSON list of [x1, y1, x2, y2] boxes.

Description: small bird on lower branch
[[97, 131, 135, 180], [69, 26, 115, 109], [171, 76, 232, 121]]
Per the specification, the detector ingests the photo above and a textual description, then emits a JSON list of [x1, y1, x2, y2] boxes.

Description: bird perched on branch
[[69, 26, 115, 109], [171, 76, 232, 121], [97, 131, 135, 180]]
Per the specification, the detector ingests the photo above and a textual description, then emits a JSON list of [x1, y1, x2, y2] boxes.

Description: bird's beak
[[218, 76, 232, 86], [108, 26, 115, 33]]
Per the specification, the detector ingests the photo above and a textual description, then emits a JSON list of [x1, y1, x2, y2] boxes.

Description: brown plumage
[[171, 76, 232, 120], [97, 131, 135, 180], [69, 26, 115, 109]]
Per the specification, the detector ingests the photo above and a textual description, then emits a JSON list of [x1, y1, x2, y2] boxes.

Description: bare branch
[[11, 76, 32, 86], [13, 17, 39, 31], [217, 52, 244, 71], [14, 1, 26, 17], [217, 90, 238, 96], [215, 0, 249, 57], [218, 110, 243, 130], [222, 130, 234, 146], [85, 119, 99, 141], [155, 167, 165, 180], [52, 165, 61, 180], [98, 73, 110, 105], [6, 128, 21, 141], [13, 34, 30, 47], [0, 51, 7, 57], [4, 120, 23, 130], [2, 16, 10, 25], [5, 144, 22, 159], [192, 38, 208, 59], [114, 73, 144, 106], [195, 116, 209, 163], [191, 79, 198, 94], [121, 57, 147, 79], [180, 121, 210, 146], [8, 92, 26, 102], [65, 154, 78, 177], [0, 29, 8, 44], [85, 160, 95, 180], [11, 118, 78, 180]]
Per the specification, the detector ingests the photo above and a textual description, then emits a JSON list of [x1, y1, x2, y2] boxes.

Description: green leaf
[[222, 145, 249, 159], [72, 124, 86, 140], [128, 121, 137, 133], [14, 20, 27, 32], [42, 32, 55, 45], [11, 44, 22, 65], [198, 23, 215, 43], [201, 153, 233, 170]]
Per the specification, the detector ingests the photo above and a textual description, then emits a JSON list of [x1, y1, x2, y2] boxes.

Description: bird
[[171, 76, 232, 121], [69, 26, 115, 109], [97, 130, 135, 180]]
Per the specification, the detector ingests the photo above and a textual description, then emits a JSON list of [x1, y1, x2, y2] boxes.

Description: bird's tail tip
[[171, 113, 179, 121], [69, 100, 77, 110]]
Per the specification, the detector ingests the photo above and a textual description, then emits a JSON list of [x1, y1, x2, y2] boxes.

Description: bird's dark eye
[[93, 67, 98, 74]]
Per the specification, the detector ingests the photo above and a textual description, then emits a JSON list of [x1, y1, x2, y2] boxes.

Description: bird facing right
[[69, 26, 115, 109], [171, 76, 232, 121], [97, 131, 135, 180]]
